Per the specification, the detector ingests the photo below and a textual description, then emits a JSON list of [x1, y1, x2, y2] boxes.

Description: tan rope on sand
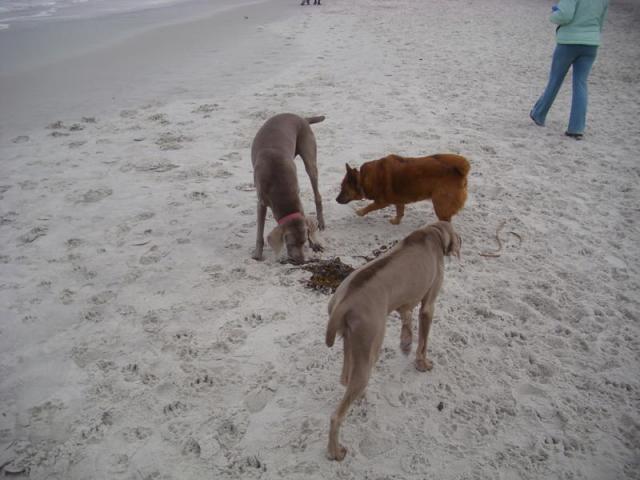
[[480, 220, 522, 257]]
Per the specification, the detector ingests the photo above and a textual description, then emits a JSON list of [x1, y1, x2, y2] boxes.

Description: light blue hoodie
[[551, 0, 609, 46]]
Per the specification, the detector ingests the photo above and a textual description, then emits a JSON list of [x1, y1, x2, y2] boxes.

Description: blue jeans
[[531, 44, 598, 134]]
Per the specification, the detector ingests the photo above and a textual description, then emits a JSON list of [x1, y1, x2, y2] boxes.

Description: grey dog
[[325, 221, 461, 460], [251, 113, 326, 264]]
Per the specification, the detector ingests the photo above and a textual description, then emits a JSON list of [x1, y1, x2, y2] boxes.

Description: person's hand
[[551, 4, 559, 11]]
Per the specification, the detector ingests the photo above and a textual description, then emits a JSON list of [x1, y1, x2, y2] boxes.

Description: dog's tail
[[306, 115, 326, 125], [326, 306, 346, 348], [440, 154, 470, 177]]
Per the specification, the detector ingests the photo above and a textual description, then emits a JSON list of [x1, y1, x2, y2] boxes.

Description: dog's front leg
[[306, 219, 324, 253], [356, 201, 388, 217], [390, 204, 405, 225], [252, 202, 267, 260], [304, 160, 325, 230]]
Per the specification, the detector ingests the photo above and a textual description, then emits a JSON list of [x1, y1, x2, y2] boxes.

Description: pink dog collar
[[277, 212, 304, 225]]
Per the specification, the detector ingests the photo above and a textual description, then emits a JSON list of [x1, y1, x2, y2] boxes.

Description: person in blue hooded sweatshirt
[[530, 0, 609, 139]]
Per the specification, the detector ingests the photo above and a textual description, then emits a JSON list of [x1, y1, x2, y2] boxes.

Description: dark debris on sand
[[301, 242, 400, 295], [301, 257, 355, 294]]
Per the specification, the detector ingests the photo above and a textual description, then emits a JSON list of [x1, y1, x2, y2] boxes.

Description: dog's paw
[[415, 357, 433, 372], [318, 220, 325, 231], [327, 444, 347, 461], [400, 338, 412, 354], [310, 242, 324, 253], [390, 217, 402, 225], [251, 250, 264, 261], [355, 208, 366, 217]]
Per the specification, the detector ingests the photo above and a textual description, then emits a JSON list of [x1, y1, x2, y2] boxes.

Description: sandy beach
[[1, 0, 639, 478]]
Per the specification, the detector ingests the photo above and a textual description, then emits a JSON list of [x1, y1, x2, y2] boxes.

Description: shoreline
[[0, 0, 270, 75], [0, 0, 297, 138]]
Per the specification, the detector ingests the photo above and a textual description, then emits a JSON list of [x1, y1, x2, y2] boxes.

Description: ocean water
[[0, 0, 268, 75], [0, 0, 208, 28]]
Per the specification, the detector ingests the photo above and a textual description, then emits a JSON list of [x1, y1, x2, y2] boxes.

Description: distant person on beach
[[530, 0, 609, 140], [300, 0, 321, 5]]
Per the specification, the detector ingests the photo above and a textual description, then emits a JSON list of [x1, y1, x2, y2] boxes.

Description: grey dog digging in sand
[[251, 113, 326, 264], [325, 221, 461, 461]]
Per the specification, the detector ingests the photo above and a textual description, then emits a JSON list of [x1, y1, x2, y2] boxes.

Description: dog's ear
[[267, 225, 285, 257], [345, 164, 358, 176]]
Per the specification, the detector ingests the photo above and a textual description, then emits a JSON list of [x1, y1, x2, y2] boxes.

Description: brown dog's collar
[[277, 212, 303, 225]]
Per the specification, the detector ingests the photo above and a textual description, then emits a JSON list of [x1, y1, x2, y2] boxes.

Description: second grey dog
[[325, 221, 461, 460], [251, 113, 326, 264]]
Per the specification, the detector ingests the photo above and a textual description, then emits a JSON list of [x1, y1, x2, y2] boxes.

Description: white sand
[[1, 0, 639, 478]]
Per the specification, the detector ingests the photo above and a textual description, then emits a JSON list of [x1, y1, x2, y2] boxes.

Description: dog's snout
[[336, 194, 348, 204]]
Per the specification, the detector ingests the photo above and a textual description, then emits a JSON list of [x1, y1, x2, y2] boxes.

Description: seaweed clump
[[301, 257, 355, 294]]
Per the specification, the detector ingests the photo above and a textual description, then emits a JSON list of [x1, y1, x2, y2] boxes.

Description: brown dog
[[336, 154, 470, 224], [325, 221, 461, 461]]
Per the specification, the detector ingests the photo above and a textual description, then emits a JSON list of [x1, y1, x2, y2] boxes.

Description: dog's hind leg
[[252, 201, 267, 260], [398, 307, 413, 354], [432, 186, 466, 222], [340, 329, 351, 386], [328, 345, 371, 461], [297, 130, 325, 230], [415, 302, 435, 372]]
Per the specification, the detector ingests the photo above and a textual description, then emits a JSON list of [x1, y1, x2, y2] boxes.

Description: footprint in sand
[[163, 401, 188, 417], [244, 387, 275, 414], [0, 186, 12, 198], [50, 131, 70, 137], [227, 455, 267, 475], [120, 109, 138, 119], [139, 245, 168, 265], [359, 431, 394, 459], [124, 160, 179, 173], [103, 453, 130, 475], [187, 191, 208, 201], [192, 104, 219, 114], [59, 288, 75, 305], [400, 452, 431, 474], [18, 180, 37, 190], [80, 307, 103, 323], [47, 120, 65, 129], [216, 415, 248, 447], [121, 364, 157, 385], [90, 290, 116, 305], [155, 132, 193, 150], [182, 438, 201, 457], [121, 426, 152, 443], [18, 226, 47, 244], [235, 183, 255, 192], [142, 310, 166, 334], [66, 187, 113, 204], [11, 135, 29, 144], [72, 264, 97, 281], [220, 151, 241, 162], [189, 373, 215, 392], [147, 113, 170, 125]]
